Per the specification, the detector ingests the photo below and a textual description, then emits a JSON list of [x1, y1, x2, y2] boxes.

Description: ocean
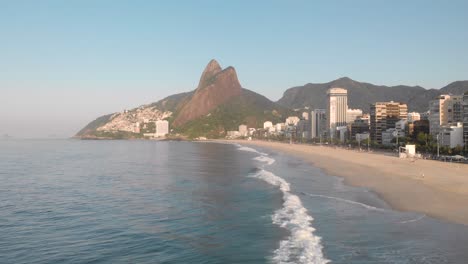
[[1, 139, 468, 263]]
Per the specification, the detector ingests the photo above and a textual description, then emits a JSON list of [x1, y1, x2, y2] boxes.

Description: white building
[[302, 112, 309, 120], [407, 112, 421, 123], [429, 94, 451, 136], [346, 108, 363, 124], [155, 120, 169, 137], [239, 124, 248, 137], [275, 123, 286, 132], [327, 88, 348, 138], [285, 116, 300, 126], [440, 122, 464, 148], [263, 121, 273, 130], [227, 131, 241, 138]]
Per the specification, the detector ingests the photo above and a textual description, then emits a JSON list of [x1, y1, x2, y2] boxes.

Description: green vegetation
[[86, 130, 143, 140], [174, 89, 294, 139]]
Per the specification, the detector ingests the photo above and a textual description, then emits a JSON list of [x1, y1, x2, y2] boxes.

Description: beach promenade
[[229, 139, 468, 226]]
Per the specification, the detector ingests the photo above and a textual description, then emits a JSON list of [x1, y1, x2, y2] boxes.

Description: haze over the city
[[1, 0, 467, 138]]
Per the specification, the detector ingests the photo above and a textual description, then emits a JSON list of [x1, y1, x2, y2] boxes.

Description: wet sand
[[227, 139, 468, 226]]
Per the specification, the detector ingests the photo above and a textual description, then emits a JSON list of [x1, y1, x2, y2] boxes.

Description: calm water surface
[[1, 140, 468, 263]]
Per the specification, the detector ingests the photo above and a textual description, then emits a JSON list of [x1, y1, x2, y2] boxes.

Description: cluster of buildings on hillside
[[136, 119, 169, 138], [229, 88, 468, 152]]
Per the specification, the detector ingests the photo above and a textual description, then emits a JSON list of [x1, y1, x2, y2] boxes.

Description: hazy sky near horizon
[[1, 0, 467, 138]]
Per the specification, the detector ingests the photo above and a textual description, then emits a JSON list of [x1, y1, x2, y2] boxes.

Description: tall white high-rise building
[[327, 88, 348, 137], [429, 95, 449, 135]]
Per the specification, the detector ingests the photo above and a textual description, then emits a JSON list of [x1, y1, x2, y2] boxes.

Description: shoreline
[[225, 139, 468, 226]]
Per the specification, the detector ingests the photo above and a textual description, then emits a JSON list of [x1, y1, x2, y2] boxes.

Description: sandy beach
[[228, 139, 468, 226]]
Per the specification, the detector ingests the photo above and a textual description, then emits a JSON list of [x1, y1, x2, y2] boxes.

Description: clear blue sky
[[1, 0, 467, 138]]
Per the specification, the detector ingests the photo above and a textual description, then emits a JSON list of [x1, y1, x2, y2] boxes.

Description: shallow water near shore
[[1, 139, 468, 263]]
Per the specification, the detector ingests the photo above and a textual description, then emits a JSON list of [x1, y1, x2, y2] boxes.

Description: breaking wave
[[237, 144, 329, 264]]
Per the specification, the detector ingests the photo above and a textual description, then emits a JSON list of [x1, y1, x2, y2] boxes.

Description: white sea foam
[[251, 169, 329, 264], [236, 144, 268, 156], [302, 193, 385, 212], [399, 214, 426, 224], [238, 143, 328, 263], [254, 155, 276, 165], [237, 146, 261, 153]]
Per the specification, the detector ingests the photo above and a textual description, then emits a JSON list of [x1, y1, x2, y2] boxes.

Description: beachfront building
[[350, 117, 370, 140], [227, 131, 241, 139], [429, 94, 453, 136], [464, 92, 468, 150], [311, 109, 326, 139], [327, 88, 348, 138], [407, 112, 421, 123], [285, 116, 300, 126], [263, 121, 273, 130], [440, 123, 464, 148], [370, 101, 408, 144], [239, 124, 248, 137], [346, 108, 363, 124], [155, 120, 169, 137], [450, 96, 464, 124], [296, 119, 311, 140], [274, 123, 286, 133]]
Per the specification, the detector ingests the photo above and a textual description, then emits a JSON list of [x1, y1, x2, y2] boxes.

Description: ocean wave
[[237, 145, 260, 153], [236, 144, 267, 156], [398, 214, 426, 224], [238, 143, 329, 263], [301, 192, 385, 212], [254, 155, 276, 165], [251, 169, 329, 264]]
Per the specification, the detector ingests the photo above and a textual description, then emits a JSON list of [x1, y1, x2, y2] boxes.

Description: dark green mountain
[[277, 77, 468, 112]]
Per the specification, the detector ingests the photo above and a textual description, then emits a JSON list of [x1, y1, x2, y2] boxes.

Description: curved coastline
[[223, 139, 468, 226]]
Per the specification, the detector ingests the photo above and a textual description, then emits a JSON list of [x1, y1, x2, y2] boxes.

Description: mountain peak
[[173, 60, 242, 127], [334, 77, 355, 83], [198, 59, 222, 87]]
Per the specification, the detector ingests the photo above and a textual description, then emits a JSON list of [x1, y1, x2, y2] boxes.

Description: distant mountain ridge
[[277, 77, 468, 112]]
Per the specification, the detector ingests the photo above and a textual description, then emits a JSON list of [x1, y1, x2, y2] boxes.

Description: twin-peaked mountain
[[76, 60, 292, 139], [172, 59, 242, 127]]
